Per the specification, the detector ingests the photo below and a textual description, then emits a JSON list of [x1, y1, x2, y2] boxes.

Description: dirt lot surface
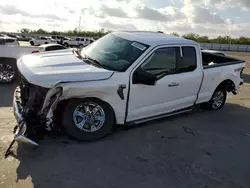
[[0, 52, 250, 188]]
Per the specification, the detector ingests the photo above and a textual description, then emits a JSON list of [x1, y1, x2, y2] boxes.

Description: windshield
[[81, 33, 149, 71]]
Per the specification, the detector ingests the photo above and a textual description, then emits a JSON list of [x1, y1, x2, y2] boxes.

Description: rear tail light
[[32, 50, 40, 53]]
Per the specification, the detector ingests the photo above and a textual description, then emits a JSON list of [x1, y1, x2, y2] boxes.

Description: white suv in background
[[29, 36, 56, 46], [63, 37, 94, 47]]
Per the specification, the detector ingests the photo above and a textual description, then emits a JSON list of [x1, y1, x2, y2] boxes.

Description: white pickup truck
[[10, 31, 245, 147], [0, 45, 73, 83], [0, 46, 42, 83]]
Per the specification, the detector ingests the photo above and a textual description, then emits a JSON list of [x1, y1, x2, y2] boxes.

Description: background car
[[0, 36, 19, 46], [51, 35, 71, 44], [31, 43, 71, 53], [63, 37, 94, 48], [29, 36, 56, 46]]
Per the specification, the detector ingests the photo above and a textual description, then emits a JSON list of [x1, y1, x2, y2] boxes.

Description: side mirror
[[133, 67, 157, 86]]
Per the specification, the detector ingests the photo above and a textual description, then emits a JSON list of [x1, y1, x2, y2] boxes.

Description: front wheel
[[200, 89, 227, 110], [62, 98, 115, 141], [79, 44, 84, 49], [0, 60, 18, 84]]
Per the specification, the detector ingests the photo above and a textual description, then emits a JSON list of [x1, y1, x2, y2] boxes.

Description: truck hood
[[17, 51, 114, 88]]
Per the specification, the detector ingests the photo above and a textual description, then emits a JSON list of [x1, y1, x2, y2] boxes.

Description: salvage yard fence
[[200, 43, 250, 52]]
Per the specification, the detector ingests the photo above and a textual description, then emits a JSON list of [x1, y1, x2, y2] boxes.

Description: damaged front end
[[5, 76, 62, 157]]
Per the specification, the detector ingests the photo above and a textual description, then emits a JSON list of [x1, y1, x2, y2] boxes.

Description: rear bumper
[[13, 87, 38, 146], [232, 78, 244, 95]]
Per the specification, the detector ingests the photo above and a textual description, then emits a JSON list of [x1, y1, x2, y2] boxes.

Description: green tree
[[170, 32, 180, 37], [182, 33, 200, 41], [20, 28, 30, 33]]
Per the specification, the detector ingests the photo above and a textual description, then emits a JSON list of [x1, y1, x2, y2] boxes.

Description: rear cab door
[[126, 44, 203, 122]]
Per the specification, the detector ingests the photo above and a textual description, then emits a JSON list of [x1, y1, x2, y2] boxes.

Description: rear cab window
[[180, 46, 197, 72]]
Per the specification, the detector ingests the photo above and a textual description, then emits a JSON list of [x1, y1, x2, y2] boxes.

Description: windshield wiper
[[85, 56, 104, 69], [83, 54, 115, 71], [73, 50, 101, 68], [73, 49, 85, 60]]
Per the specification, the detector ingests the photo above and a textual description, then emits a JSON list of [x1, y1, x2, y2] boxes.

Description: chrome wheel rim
[[0, 64, 15, 82], [73, 102, 105, 132], [212, 91, 225, 109]]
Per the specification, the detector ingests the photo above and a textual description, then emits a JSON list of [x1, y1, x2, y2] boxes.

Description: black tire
[[45, 42, 48, 44], [200, 88, 227, 110], [62, 98, 115, 141], [0, 58, 18, 84], [79, 44, 84, 48], [30, 41, 34, 46], [64, 43, 69, 47]]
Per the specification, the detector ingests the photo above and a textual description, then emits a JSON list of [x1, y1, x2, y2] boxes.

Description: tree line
[[20, 28, 250, 45], [20, 28, 110, 39]]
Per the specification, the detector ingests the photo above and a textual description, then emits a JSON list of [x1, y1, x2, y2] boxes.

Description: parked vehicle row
[[7, 31, 245, 149], [28, 35, 95, 47]]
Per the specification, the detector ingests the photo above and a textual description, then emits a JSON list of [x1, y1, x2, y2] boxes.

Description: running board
[[126, 108, 193, 126]]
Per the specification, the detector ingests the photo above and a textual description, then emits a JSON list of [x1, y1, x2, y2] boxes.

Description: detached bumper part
[[6, 86, 62, 158], [13, 87, 39, 146]]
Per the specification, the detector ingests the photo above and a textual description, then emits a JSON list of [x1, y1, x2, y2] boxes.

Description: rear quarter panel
[[196, 62, 245, 104]]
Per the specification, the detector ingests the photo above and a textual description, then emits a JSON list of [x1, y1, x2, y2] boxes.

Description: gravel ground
[[0, 52, 250, 188]]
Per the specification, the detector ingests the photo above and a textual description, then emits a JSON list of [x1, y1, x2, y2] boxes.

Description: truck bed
[[202, 52, 244, 68]]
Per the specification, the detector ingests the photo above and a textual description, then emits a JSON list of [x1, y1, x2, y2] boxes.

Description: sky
[[0, 0, 250, 37]]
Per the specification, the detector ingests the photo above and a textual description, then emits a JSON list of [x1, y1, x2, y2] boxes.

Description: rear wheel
[[30, 41, 34, 46], [62, 98, 115, 141], [64, 43, 69, 47], [45, 42, 48, 44], [200, 88, 227, 110]]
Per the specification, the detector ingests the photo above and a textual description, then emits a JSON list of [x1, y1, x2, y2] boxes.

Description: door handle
[[168, 83, 179, 87]]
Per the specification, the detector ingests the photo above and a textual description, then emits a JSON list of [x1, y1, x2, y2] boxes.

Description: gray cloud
[[191, 6, 226, 24], [99, 5, 128, 18], [0, 4, 30, 16], [69, 9, 75, 14], [185, 0, 250, 9], [210, 0, 250, 9], [115, 0, 131, 2], [99, 20, 136, 30], [48, 23, 61, 27], [135, 5, 168, 21], [0, 4, 67, 21]]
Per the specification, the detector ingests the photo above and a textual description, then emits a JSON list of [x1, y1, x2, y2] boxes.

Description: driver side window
[[141, 47, 179, 77]]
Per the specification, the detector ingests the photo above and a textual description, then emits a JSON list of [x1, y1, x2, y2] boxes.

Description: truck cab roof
[[113, 31, 198, 46]]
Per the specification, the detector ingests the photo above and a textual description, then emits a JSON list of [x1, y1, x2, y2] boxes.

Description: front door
[[126, 46, 202, 122]]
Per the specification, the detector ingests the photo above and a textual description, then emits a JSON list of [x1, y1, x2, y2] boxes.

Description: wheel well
[[0, 57, 17, 66], [55, 97, 117, 124], [217, 79, 235, 92]]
